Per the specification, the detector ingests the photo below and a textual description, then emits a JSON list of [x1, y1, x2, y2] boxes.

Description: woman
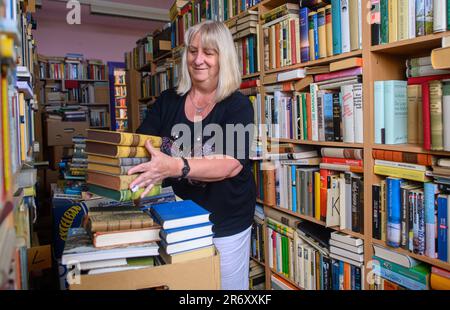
[[128, 20, 256, 290]]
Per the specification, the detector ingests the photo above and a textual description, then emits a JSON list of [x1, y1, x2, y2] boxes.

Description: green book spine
[[429, 80, 444, 150], [373, 256, 430, 285], [88, 183, 161, 202], [380, 0, 389, 44]]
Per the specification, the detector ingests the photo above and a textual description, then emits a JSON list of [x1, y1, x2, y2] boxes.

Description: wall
[[33, 0, 170, 62]]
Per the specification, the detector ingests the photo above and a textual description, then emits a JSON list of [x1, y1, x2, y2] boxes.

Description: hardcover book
[[87, 129, 162, 147], [150, 200, 211, 229]]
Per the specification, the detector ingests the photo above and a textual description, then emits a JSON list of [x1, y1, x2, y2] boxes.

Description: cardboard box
[[69, 251, 221, 290], [45, 119, 89, 146]]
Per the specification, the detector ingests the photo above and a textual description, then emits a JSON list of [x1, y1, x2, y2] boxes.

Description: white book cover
[[373, 244, 419, 267], [326, 177, 341, 227], [330, 239, 364, 254], [331, 231, 364, 246], [330, 245, 364, 262], [409, 0, 416, 38], [268, 227, 274, 269], [299, 243, 305, 289], [374, 159, 427, 171], [339, 177, 347, 230], [433, 0, 447, 32], [329, 253, 363, 267], [341, 84, 355, 143], [352, 83, 363, 143], [340, 0, 351, 53], [277, 68, 306, 82], [310, 83, 319, 141]]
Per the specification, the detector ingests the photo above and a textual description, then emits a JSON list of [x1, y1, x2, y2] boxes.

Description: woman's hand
[[128, 140, 182, 198]]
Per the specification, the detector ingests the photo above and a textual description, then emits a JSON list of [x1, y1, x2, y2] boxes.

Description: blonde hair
[[176, 20, 241, 103]]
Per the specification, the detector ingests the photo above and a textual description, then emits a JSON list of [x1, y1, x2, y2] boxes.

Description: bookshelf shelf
[[250, 256, 265, 267], [225, 2, 260, 25], [269, 268, 302, 290], [263, 50, 363, 75], [372, 144, 450, 156], [266, 205, 365, 240], [79, 103, 109, 106], [268, 137, 364, 148], [242, 72, 260, 80], [370, 32, 450, 55], [39, 78, 108, 82], [371, 239, 450, 272], [152, 51, 172, 63]]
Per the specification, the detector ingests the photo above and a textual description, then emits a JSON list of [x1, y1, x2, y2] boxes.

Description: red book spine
[[422, 82, 431, 150], [314, 67, 363, 82], [240, 79, 259, 89], [407, 74, 450, 85], [242, 37, 247, 76], [321, 157, 363, 166], [290, 19, 297, 65]]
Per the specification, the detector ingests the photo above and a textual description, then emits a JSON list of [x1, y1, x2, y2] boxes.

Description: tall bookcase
[[130, 0, 450, 290]]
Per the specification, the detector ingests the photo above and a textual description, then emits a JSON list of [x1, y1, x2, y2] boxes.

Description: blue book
[[387, 177, 403, 247], [374, 81, 385, 144], [159, 234, 214, 255], [384, 80, 408, 144], [323, 93, 334, 141], [248, 35, 254, 74], [338, 260, 344, 290], [424, 183, 437, 258], [299, 7, 311, 62], [331, 0, 342, 55], [437, 195, 448, 262], [291, 165, 297, 213], [160, 222, 213, 244], [312, 13, 319, 60], [150, 200, 211, 229]]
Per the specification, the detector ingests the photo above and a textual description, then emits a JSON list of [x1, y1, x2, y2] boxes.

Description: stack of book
[[148, 200, 215, 264], [372, 244, 430, 290], [62, 227, 159, 275], [85, 129, 162, 201], [249, 260, 265, 290]]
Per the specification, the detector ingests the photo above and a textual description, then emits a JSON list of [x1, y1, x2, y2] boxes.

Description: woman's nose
[[194, 52, 205, 65]]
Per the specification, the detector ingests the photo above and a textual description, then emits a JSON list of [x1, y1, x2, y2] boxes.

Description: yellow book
[[18, 93, 26, 162], [87, 163, 134, 175], [388, 0, 398, 43], [407, 85, 421, 144], [87, 154, 149, 166], [397, 0, 409, 41], [87, 171, 138, 191], [86, 129, 162, 147], [374, 165, 430, 182], [348, 0, 359, 51], [314, 171, 321, 221], [86, 141, 149, 158], [0, 36, 14, 58], [430, 273, 450, 290], [159, 245, 215, 264], [317, 8, 327, 59], [2, 76, 11, 193], [325, 5, 333, 57]]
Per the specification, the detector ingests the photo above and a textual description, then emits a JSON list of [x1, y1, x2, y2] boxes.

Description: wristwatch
[[179, 157, 191, 179]]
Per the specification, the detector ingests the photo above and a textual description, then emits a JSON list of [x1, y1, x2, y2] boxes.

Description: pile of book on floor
[[249, 260, 265, 290], [145, 200, 215, 264], [85, 129, 162, 201]]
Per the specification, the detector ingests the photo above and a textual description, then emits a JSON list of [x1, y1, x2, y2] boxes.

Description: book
[[86, 212, 154, 232], [159, 235, 214, 255], [373, 244, 419, 268], [331, 231, 364, 247], [87, 163, 134, 175], [374, 165, 430, 182], [87, 170, 138, 191], [86, 141, 149, 158], [158, 245, 215, 264], [92, 226, 161, 248], [87, 155, 149, 166], [150, 200, 211, 229], [87, 183, 162, 202], [160, 222, 213, 244], [61, 228, 159, 264], [329, 57, 363, 72]]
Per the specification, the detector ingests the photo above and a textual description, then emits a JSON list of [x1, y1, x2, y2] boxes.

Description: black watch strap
[[180, 157, 190, 179]]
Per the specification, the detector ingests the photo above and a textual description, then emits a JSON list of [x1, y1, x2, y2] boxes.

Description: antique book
[[87, 129, 162, 147]]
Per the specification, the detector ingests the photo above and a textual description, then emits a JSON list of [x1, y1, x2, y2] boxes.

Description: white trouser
[[213, 225, 252, 290]]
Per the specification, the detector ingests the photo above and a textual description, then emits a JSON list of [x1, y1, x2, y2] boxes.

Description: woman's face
[[187, 33, 219, 87]]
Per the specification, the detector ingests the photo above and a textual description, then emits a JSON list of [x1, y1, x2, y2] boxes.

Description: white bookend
[[341, 84, 355, 143]]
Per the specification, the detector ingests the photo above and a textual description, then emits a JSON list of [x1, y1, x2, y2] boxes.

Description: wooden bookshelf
[[268, 137, 364, 148], [250, 256, 265, 268], [371, 143, 450, 156]]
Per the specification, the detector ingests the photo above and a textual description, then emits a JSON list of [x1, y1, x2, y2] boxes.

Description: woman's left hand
[[128, 140, 182, 198]]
